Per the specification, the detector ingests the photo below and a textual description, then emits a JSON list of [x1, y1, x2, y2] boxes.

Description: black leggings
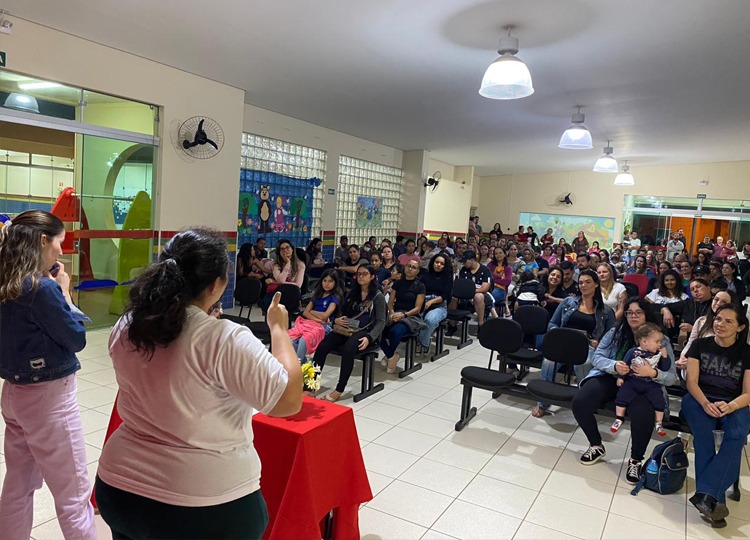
[[571, 375, 656, 461], [314, 330, 369, 393], [94, 477, 268, 540]]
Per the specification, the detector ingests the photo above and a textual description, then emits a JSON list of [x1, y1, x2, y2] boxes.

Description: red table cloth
[[92, 395, 372, 540], [252, 397, 373, 540]]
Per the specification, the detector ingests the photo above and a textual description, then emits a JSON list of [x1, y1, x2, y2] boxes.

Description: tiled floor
[[2, 321, 749, 540]]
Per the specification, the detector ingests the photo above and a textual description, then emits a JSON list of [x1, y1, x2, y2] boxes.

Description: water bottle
[[646, 459, 658, 475]]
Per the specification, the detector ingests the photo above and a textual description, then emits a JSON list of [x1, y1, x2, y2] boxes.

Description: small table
[[253, 397, 372, 540]]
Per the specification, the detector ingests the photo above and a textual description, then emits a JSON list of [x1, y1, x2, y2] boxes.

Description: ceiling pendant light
[[3, 92, 40, 114], [478, 26, 534, 100], [559, 106, 593, 149], [614, 161, 635, 186], [593, 141, 618, 173]]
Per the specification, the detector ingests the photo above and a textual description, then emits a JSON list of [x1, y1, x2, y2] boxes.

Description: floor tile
[[354, 415, 394, 442], [377, 390, 434, 412], [685, 509, 750, 539], [421, 530, 459, 540], [399, 457, 477, 497], [373, 426, 443, 457], [368, 480, 454, 528], [554, 448, 626, 486], [366, 470, 394, 497], [479, 454, 553, 492], [356, 401, 414, 425], [359, 507, 427, 540], [447, 419, 512, 453], [400, 381, 455, 400], [512, 521, 581, 540], [79, 409, 112, 435], [432, 499, 522, 539], [398, 412, 456, 439], [458, 474, 538, 519], [416, 372, 461, 390], [419, 401, 462, 422], [525, 493, 608, 539], [76, 386, 118, 409], [361, 443, 420, 478], [496, 437, 565, 469], [602, 513, 685, 539], [541, 469, 616, 511], [423, 439, 494, 473], [609, 486, 687, 534]]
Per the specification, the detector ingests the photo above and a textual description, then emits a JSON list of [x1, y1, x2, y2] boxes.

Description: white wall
[[243, 104, 403, 233], [2, 18, 245, 232], [476, 160, 750, 241], [422, 159, 473, 236]]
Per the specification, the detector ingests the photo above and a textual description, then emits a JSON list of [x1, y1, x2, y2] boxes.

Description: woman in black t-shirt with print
[[380, 260, 425, 374], [683, 303, 750, 527]]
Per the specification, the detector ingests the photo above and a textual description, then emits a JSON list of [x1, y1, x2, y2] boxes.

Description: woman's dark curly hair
[[125, 228, 229, 357]]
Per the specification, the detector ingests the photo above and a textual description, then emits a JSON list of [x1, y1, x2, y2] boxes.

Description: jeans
[[536, 349, 593, 410], [0, 375, 96, 540], [419, 305, 447, 349], [490, 288, 506, 304], [682, 393, 750, 503], [291, 337, 307, 361], [380, 322, 411, 359], [314, 330, 370, 393]]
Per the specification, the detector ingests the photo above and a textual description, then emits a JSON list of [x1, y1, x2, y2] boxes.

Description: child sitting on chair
[[611, 322, 670, 436], [288, 269, 343, 361]]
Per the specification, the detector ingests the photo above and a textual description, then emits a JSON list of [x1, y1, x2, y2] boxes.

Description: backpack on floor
[[631, 437, 688, 496]]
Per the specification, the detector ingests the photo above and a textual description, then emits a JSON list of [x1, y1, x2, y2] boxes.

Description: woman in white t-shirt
[[596, 263, 628, 320], [95, 228, 302, 540]]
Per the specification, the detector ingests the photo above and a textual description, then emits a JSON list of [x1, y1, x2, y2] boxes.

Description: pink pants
[[0, 374, 96, 540]]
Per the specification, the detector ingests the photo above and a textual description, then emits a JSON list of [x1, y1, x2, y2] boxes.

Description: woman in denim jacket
[[571, 297, 678, 484], [532, 269, 616, 418], [0, 210, 96, 539]]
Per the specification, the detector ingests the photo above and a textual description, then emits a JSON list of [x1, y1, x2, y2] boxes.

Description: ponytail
[[125, 228, 229, 358]]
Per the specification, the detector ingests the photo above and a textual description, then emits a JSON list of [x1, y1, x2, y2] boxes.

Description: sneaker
[[656, 422, 666, 436], [625, 459, 642, 484], [610, 418, 624, 433], [580, 445, 606, 465]]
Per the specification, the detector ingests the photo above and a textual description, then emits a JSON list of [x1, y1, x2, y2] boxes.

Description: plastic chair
[[506, 305, 549, 378], [623, 273, 649, 298], [455, 319, 523, 431], [525, 328, 590, 407], [446, 278, 476, 349]]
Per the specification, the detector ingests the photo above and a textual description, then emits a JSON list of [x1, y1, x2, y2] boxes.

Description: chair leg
[[353, 353, 384, 402], [457, 317, 473, 349], [454, 383, 477, 431], [431, 323, 449, 362], [399, 337, 422, 378]]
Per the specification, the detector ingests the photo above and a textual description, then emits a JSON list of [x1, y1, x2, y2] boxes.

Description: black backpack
[[631, 437, 688, 496]]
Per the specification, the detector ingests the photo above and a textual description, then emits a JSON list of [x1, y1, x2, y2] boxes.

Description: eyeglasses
[[625, 310, 645, 318]]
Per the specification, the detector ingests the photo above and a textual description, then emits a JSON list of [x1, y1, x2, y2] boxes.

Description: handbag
[[332, 300, 372, 337]]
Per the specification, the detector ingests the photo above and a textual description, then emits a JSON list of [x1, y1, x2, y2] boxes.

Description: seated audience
[[647, 269, 690, 339], [520, 247, 539, 276], [515, 270, 545, 309], [488, 247, 513, 317], [478, 244, 492, 266], [288, 269, 343, 361], [419, 240, 437, 269], [417, 253, 453, 355], [397, 239, 421, 266], [381, 260, 425, 373], [236, 242, 264, 281], [559, 261, 579, 296], [437, 236, 455, 255], [571, 297, 677, 482], [334, 235, 349, 265], [255, 237, 268, 259], [369, 251, 390, 283], [314, 266, 387, 403], [627, 254, 655, 280], [588, 241, 601, 255], [648, 261, 672, 292], [721, 261, 747, 299], [541, 228, 555, 247], [572, 230, 590, 254], [542, 266, 568, 318], [306, 237, 329, 278], [610, 250, 627, 276], [597, 263, 627, 320], [682, 303, 750, 526], [677, 290, 738, 371], [393, 235, 407, 258], [338, 244, 367, 280], [360, 241, 373, 260], [262, 239, 305, 309], [533, 269, 616, 417]]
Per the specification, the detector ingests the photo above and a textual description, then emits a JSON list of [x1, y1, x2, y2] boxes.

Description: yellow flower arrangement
[[301, 360, 321, 392]]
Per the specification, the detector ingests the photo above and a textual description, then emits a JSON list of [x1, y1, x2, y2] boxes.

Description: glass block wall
[[336, 155, 403, 244], [240, 133, 326, 236]]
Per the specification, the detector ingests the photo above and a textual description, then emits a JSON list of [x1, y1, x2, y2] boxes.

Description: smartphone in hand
[[50, 263, 60, 277]]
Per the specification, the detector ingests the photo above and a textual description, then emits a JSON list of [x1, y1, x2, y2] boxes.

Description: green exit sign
[[0, 51, 6, 68]]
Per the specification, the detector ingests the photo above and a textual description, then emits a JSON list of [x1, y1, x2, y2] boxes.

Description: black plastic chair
[[524, 328, 590, 407], [234, 278, 263, 319], [621, 281, 639, 300], [455, 319, 523, 431], [430, 320, 450, 362], [446, 278, 476, 349], [277, 283, 302, 325], [398, 332, 422, 378], [331, 343, 384, 402], [506, 305, 549, 379]]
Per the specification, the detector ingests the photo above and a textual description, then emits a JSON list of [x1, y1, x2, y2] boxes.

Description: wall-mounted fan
[[424, 171, 442, 192], [557, 192, 576, 206], [176, 117, 225, 159]]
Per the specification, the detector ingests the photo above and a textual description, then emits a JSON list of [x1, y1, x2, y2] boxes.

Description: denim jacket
[[548, 296, 616, 342], [584, 326, 679, 415], [0, 278, 85, 384]]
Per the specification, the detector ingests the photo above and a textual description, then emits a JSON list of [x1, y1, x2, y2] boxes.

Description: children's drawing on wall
[[237, 170, 321, 249], [356, 196, 382, 228], [519, 212, 616, 249]]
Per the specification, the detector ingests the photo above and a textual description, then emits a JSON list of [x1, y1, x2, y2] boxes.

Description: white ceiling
[[3, 0, 750, 176]]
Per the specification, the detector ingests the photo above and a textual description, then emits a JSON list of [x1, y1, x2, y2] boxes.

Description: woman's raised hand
[[266, 292, 289, 332]]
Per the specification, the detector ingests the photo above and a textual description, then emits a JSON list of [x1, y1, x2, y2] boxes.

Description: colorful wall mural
[[519, 212, 617, 249], [238, 170, 321, 250], [356, 196, 383, 228]]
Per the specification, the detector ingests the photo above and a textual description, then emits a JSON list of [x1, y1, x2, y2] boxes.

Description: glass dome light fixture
[[614, 161, 635, 186], [478, 26, 534, 100], [593, 141, 618, 173], [3, 92, 40, 114], [558, 106, 593, 149]]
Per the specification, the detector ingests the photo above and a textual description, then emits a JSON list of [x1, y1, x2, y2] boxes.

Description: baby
[[611, 323, 670, 436]]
